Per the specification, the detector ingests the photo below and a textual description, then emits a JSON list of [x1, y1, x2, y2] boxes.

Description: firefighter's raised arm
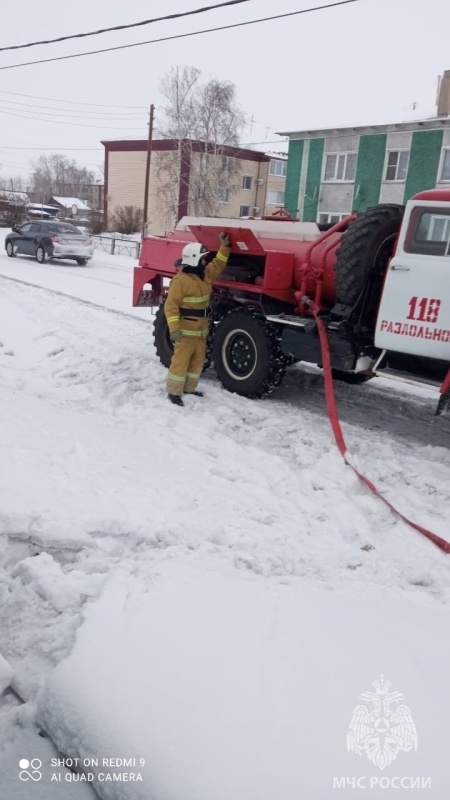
[[205, 232, 231, 282]]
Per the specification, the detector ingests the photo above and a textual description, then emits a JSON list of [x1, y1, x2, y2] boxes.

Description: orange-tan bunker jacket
[[164, 244, 231, 338]]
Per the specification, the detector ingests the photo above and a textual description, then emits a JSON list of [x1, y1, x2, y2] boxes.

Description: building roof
[[101, 138, 271, 163], [51, 196, 91, 211], [278, 116, 450, 140], [0, 190, 29, 203], [28, 203, 59, 211]]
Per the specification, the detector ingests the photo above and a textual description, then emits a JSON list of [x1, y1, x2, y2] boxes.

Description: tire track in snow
[[1, 256, 130, 289], [0, 273, 148, 323]]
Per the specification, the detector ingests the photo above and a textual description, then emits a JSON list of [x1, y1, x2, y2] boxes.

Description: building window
[[318, 212, 349, 225], [323, 152, 357, 182], [217, 187, 230, 203], [242, 175, 253, 190], [200, 153, 210, 170], [384, 150, 409, 182], [240, 205, 253, 217], [267, 190, 285, 205], [222, 156, 233, 172], [270, 159, 287, 177], [439, 148, 450, 182]]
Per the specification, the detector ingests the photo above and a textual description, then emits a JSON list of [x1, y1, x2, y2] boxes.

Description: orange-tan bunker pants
[[166, 336, 207, 396]]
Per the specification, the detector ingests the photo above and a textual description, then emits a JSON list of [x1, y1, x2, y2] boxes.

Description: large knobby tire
[[212, 308, 288, 398], [334, 205, 404, 308], [153, 303, 212, 370], [153, 304, 174, 368]]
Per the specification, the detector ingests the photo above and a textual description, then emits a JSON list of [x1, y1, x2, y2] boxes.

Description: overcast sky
[[0, 0, 447, 183]]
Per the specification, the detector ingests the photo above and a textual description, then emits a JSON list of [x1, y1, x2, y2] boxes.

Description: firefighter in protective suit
[[164, 231, 231, 405]]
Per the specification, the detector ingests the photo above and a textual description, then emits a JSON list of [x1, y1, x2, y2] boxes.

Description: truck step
[[374, 368, 442, 391], [265, 314, 316, 332]]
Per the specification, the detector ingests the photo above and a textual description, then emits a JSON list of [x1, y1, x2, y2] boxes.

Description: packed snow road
[[1, 236, 449, 799], [0, 235, 148, 317]]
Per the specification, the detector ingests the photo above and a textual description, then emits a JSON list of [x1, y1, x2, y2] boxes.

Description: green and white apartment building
[[281, 111, 450, 225]]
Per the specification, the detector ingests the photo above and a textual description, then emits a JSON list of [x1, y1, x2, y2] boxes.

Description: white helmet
[[181, 242, 209, 267]]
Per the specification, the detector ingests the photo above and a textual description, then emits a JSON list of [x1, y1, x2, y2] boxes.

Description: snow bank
[[1, 238, 449, 800], [38, 562, 450, 800]]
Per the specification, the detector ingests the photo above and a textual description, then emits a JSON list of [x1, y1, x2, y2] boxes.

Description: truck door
[[375, 203, 450, 361]]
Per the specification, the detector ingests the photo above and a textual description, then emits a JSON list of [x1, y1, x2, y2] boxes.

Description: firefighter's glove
[[219, 232, 230, 247], [170, 331, 182, 344]]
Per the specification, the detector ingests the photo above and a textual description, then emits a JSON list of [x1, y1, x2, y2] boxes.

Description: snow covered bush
[[108, 205, 143, 235]]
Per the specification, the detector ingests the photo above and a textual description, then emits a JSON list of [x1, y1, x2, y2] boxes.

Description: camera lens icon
[[19, 758, 42, 781]]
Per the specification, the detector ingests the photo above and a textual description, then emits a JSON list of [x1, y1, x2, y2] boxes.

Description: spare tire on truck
[[334, 204, 404, 309]]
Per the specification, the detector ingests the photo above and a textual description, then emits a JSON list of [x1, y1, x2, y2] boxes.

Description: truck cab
[[376, 189, 450, 363]]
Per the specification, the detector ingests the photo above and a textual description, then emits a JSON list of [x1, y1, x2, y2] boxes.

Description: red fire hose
[[304, 299, 450, 555]]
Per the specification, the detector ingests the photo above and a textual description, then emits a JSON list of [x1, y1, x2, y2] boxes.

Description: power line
[[0, 88, 147, 109], [0, 0, 256, 53], [0, 108, 146, 130], [0, 1, 359, 71], [0, 101, 146, 121], [0, 98, 146, 118]]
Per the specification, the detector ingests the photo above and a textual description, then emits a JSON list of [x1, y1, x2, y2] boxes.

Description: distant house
[[48, 196, 92, 221], [0, 190, 29, 225], [0, 189, 29, 208], [86, 180, 104, 212], [27, 203, 59, 219]]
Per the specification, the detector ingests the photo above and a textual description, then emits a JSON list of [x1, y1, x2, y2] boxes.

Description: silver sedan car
[[5, 220, 95, 265]]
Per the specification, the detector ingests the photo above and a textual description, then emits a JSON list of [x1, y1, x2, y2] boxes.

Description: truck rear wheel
[[334, 205, 404, 308], [153, 304, 173, 368], [212, 308, 288, 397], [153, 303, 212, 370]]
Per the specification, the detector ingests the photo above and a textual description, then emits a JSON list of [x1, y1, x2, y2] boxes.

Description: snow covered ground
[[0, 230, 449, 799]]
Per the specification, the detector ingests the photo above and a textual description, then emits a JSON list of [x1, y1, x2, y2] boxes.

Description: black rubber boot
[[184, 391, 204, 397], [168, 394, 184, 406]]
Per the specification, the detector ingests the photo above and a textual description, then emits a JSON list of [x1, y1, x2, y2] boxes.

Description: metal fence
[[92, 235, 141, 258]]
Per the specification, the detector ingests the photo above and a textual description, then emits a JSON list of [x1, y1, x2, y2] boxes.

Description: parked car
[[4, 220, 94, 265]]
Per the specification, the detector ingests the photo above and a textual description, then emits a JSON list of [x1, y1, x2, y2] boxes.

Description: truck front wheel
[[212, 308, 287, 397]]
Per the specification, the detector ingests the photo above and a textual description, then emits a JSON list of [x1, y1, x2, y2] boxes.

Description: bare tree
[[30, 154, 95, 201], [109, 205, 143, 235], [157, 67, 245, 222], [0, 174, 27, 193]]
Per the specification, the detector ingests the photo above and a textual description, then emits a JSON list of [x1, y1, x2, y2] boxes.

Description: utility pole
[[142, 103, 155, 239]]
